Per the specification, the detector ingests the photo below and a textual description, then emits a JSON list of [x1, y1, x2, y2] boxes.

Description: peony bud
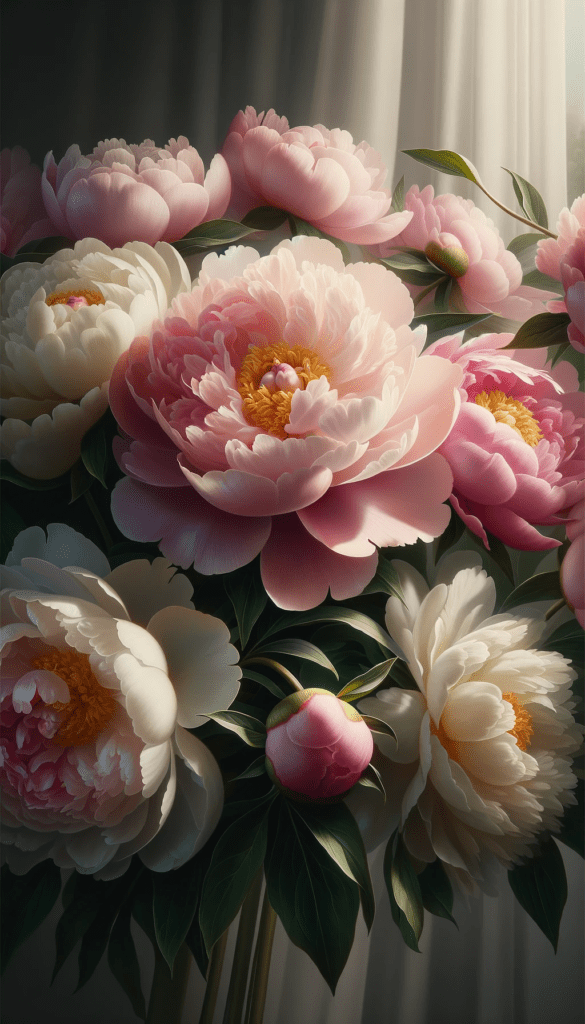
[[265, 688, 374, 801]]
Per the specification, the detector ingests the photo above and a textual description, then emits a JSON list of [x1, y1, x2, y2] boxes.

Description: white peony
[[0, 525, 241, 878], [1, 239, 191, 478], [358, 555, 582, 892]]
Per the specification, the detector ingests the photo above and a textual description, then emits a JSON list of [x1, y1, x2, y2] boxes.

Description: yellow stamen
[[502, 692, 534, 750], [45, 288, 105, 307], [237, 343, 331, 438], [430, 716, 460, 762], [475, 390, 543, 446], [31, 647, 117, 747]]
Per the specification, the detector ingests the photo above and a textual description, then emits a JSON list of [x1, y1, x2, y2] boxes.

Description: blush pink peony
[[265, 688, 374, 800], [560, 231, 585, 353], [221, 106, 412, 244], [535, 194, 585, 282], [561, 499, 584, 628], [109, 236, 462, 610], [426, 332, 585, 550], [1, 148, 53, 258], [41, 137, 231, 248], [373, 185, 552, 321]]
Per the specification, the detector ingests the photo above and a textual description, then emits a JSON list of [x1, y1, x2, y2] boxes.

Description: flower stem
[[147, 944, 191, 1024], [242, 656, 303, 693], [475, 182, 557, 239], [545, 597, 567, 621], [413, 275, 448, 308], [222, 870, 263, 1024], [83, 488, 114, 553], [243, 889, 277, 1024], [199, 928, 229, 1024]]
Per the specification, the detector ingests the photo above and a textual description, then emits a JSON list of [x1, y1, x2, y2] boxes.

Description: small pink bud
[[265, 688, 374, 801], [259, 362, 302, 391]]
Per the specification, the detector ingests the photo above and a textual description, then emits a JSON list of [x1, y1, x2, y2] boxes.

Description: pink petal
[[344, 260, 414, 331], [204, 154, 232, 221], [461, 260, 511, 303], [65, 173, 170, 247], [320, 210, 414, 245], [465, 501, 561, 550], [178, 460, 333, 517], [158, 182, 210, 242], [260, 145, 351, 220]]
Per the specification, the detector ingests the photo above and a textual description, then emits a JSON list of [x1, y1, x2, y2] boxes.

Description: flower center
[[237, 343, 330, 438], [45, 288, 105, 309], [475, 390, 543, 446], [430, 717, 460, 762], [424, 241, 469, 278], [31, 647, 118, 747], [502, 692, 533, 750]]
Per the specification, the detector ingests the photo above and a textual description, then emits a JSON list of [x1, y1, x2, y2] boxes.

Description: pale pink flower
[[426, 332, 585, 550], [359, 557, 582, 892], [265, 688, 373, 799], [1, 148, 53, 258], [374, 185, 552, 321], [109, 236, 462, 611], [560, 230, 585, 353], [41, 137, 231, 248], [561, 500, 584, 628], [535, 194, 585, 282], [1, 524, 240, 877], [221, 106, 412, 244]]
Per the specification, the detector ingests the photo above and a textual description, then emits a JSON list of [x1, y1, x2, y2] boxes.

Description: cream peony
[[1, 525, 241, 877], [1, 239, 191, 478], [358, 556, 582, 892]]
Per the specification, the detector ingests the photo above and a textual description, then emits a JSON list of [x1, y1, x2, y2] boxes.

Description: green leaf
[[69, 460, 94, 502], [507, 231, 544, 269], [337, 659, 396, 702], [52, 874, 107, 980], [435, 510, 465, 563], [502, 168, 548, 229], [173, 218, 256, 252], [380, 251, 444, 285], [76, 902, 120, 991], [224, 560, 268, 649], [288, 215, 350, 262], [500, 571, 563, 611], [383, 830, 424, 951], [260, 606, 397, 654], [233, 755, 268, 781], [199, 794, 274, 954], [410, 312, 492, 343], [80, 413, 110, 488], [391, 176, 405, 212], [522, 269, 563, 292], [360, 553, 405, 602], [505, 312, 571, 350], [508, 837, 567, 951], [206, 709, 267, 747], [107, 902, 147, 1020], [241, 206, 288, 231], [1, 861, 61, 971], [356, 761, 387, 801], [293, 802, 376, 931], [556, 778, 584, 859], [241, 667, 287, 700], [473, 529, 514, 584], [0, 460, 69, 490], [0, 500, 25, 562], [417, 859, 457, 925], [265, 799, 360, 993], [403, 148, 482, 184], [360, 714, 397, 740], [9, 235, 71, 264], [252, 638, 338, 679], [433, 276, 452, 312], [152, 857, 205, 972]]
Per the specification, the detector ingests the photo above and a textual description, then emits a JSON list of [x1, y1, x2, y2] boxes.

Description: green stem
[[475, 181, 557, 239], [222, 871, 263, 1024], [147, 944, 191, 1024], [244, 890, 277, 1024], [83, 488, 114, 552], [413, 275, 448, 307], [242, 657, 303, 693], [199, 928, 229, 1024], [545, 597, 567, 621]]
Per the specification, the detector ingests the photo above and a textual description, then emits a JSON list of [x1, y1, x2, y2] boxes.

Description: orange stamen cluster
[[237, 343, 331, 438], [45, 288, 105, 307], [31, 647, 117, 747], [502, 692, 534, 750], [475, 390, 543, 446]]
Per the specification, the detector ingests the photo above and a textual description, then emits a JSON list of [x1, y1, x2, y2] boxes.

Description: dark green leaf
[[500, 571, 563, 611], [418, 859, 457, 925], [380, 251, 444, 285], [388, 657, 419, 691], [508, 838, 567, 951], [480, 530, 515, 584], [242, 206, 288, 231], [356, 761, 386, 800], [233, 755, 268, 781], [522, 269, 563, 292], [361, 553, 405, 602], [199, 794, 274, 954], [502, 168, 549, 229], [252, 638, 338, 678], [1, 862, 61, 971], [224, 561, 268, 649], [0, 460, 69, 490], [107, 902, 146, 1020], [69, 460, 94, 503], [293, 802, 376, 931], [403, 148, 481, 183], [337, 659, 396, 702], [173, 219, 256, 252], [391, 176, 405, 212], [556, 779, 584, 858], [383, 830, 424, 951], [52, 874, 107, 980], [435, 511, 465, 563], [505, 312, 571, 350], [152, 858, 205, 972], [260, 607, 397, 654], [80, 415, 110, 488], [288, 215, 350, 262], [76, 902, 120, 991], [265, 799, 360, 993], [206, 710, 267, 747], [9, 235, 71, 263], [432, 276, 452, 312], [360, 714, 397, 740], [507, 231, 544, 269], [241, 667, 286, 700], [410, 312, 491, 343], [0, 500, 25, 562]]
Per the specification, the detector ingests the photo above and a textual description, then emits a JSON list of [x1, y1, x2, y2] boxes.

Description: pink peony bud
[[265, 688, 374, 801]]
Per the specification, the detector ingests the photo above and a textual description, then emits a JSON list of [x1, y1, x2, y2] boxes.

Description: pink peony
[[1, 147, 53, 257], [561, 500, 584, 628], [560, 231, 585, 353], [426, 332, 585, 550], [265, 688, 373, 800], [373, 185, 552, 321], [221, 106, 412, 244], [535, 194, 585, 282], [109, 236, 462, 610], [41, 137, 231, 248]]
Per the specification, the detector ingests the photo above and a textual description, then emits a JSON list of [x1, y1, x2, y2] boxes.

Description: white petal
[[105, 558, 194, 628]]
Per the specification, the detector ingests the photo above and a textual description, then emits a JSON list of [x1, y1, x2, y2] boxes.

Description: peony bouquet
[[1, 110, 583, 1024]]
